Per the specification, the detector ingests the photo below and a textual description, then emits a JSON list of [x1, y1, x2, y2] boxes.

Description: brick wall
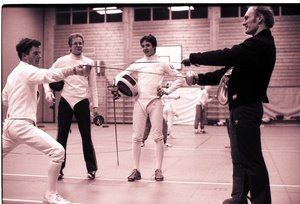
[[43, 6, 300, 123]]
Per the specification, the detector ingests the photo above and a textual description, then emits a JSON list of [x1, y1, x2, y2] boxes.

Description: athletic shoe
[[222, 197, 248, 204], [200, 130, 207, 134], [43, 193, 72, 204], [57, 173, 64, 180], [127, 169, 141, 182], [168, 134, 176, 139], [154, 169, 164, 181], [87, 171, 96, 180], [141, 142, 145, 147], [194, 129, 200, 134], [165, 143, 173, 147]]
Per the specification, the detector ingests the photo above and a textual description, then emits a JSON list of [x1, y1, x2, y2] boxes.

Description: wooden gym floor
[[2, 122, 300, 204]]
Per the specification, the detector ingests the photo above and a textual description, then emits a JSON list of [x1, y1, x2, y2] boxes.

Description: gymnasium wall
[[2, 6, 299, 124], [1, 6, 45, 122]]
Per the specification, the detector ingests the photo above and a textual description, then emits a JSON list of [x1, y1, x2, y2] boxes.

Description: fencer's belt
[[6, 117, 36, 126]]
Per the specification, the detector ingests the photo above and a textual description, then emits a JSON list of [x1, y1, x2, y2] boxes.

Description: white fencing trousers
[[2, 119, 65, 163], [163, 103, 175, 135], [132, 98, 164, 143]]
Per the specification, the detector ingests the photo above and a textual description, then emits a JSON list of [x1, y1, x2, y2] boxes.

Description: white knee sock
[[132, 142, 141, 170], [46, 161, 61, 195], [155, 139, 164, 170]]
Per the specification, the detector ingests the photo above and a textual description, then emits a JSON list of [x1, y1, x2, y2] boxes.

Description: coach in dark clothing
[[182, 6, 275, 204]]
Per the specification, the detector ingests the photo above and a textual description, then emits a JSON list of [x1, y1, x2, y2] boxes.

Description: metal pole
[[112, 95, 120, 166]]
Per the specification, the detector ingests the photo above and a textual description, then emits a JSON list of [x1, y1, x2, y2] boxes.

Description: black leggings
[[57, 97, 98, 173]]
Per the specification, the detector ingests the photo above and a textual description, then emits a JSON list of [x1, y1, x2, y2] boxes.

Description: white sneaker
[[194, 129, 200, 134], [165, 143, 173, 147], [168, 134, 176, 139], [43, 193, 72, 204]]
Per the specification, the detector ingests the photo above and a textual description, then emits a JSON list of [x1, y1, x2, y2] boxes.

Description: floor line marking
[[3, 173, 300, 188], [2, 198, 42, 203], [2, 198, 82, 204]]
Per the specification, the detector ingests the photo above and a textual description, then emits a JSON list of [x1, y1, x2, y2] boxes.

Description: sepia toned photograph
[[1, 2, 300, 204]]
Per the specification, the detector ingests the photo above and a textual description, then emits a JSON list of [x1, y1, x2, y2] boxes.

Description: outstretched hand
[[185, 71, 198, 86], [181, 58, 191, 66], [78, 64, 92, 76]]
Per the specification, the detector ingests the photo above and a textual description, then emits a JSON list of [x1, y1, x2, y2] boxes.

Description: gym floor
[[2, 122, 300, 204]]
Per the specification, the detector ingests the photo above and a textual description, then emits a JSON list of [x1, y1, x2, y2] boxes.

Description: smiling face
[[242, 7, 261, 36], [23, 46, 41, 67], [70, 36, 84, 56], [141, 40, 156, 57]]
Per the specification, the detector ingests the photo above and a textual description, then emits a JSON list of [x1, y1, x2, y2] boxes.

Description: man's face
[[242, 7, 260, 36], [24, 46, 41, 67], [141, 40, 155, 57], [70, 37, 84, 56]]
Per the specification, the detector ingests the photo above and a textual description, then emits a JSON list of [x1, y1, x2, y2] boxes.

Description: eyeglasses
[[72, 42, 83, 46]]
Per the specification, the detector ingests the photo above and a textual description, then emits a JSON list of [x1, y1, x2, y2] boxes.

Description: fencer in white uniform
[[162, 81, 180, 139], [2, 38, 90, 204], [115, 34, 185, 181]]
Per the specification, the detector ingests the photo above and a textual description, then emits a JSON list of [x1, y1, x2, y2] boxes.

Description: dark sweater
[[189, 29, 276, 108]]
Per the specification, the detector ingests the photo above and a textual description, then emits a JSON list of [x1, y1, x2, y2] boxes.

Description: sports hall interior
[[2, 4, 300, 204]]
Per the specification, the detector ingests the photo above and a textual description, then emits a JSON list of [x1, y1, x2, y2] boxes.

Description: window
[[153, 7, 169, 20], [221, 5, 299, 18], [72, 6, 88, 24], [56, 13, 71, 25], [191, 6, 208, 18], [221, 6, 239, 17], [55, 6, 71, 25], [270, 6, 279, 16], [133, 6, 208, 21], [134, 8, 151, 21], [240, 6, 248, 17], [73, 12, 87, 24], [171, 7, 189, 20], [107, 12, 122, 22], [55, 6, 123, 25], [90, 10, 104, 23], [282, 5, 300, 15]]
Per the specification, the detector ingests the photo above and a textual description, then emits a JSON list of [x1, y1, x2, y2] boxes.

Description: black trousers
[[57, 97, 98, 173], [228, 102, 271, 204]]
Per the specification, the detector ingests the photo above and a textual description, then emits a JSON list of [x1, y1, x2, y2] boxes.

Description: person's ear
[[258, 15, 264, 24], [22, 53, 27, 60]]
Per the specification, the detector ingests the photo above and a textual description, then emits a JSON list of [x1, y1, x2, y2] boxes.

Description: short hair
[[16, 38, 41, 60], [254, 6, 275, 29], [68, 33, 84, 47], [140, 34, 157, 48]]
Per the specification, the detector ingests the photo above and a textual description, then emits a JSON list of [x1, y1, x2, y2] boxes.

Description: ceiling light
[[169, 6, 194, 11], [92, 7, 122, 15]]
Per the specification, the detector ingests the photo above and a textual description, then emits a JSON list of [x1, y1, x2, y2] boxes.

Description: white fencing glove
[[157, 87, 170, 97], [62, 64, 92, 77], [77, 64, 92, 76], [45, 91, 55, 103], [185, 71, 198, 86]]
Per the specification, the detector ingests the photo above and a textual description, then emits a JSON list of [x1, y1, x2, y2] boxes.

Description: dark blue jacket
[[189, 29, 276, 109]]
